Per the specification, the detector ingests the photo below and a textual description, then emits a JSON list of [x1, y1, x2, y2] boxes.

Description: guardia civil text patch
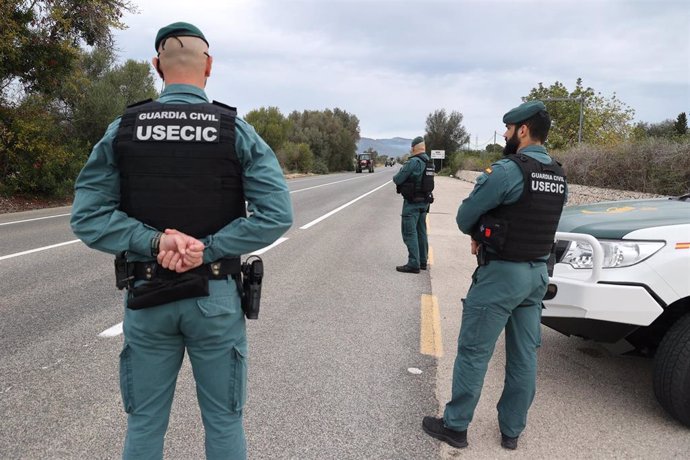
[[133, 108, 221, 143]]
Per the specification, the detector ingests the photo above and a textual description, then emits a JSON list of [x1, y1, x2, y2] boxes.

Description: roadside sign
[[430, 150, 445, 159]]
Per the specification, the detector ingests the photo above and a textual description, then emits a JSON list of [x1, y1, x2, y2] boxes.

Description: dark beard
[[503, 131, 520, 156]]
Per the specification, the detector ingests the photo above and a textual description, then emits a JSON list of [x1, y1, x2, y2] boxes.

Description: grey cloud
[[112, 0, 689, 142]]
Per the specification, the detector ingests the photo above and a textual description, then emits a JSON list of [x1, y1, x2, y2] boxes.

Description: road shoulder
[[426, 177, 476, 456]]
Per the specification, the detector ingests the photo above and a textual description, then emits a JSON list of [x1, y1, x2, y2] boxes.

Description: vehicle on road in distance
[[542, 194, 690, 426], [356, 154, 374, 173], [386, 158, 396, 167]]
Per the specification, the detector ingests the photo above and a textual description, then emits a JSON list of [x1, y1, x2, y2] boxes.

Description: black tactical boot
[[501, 432, 518, 450], [396, 265, 420, 273], [420, 263, 427, 270], [422, 416, 468, 448]]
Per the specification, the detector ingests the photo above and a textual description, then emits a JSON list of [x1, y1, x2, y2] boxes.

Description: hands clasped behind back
[[157, 228, 205, 272]]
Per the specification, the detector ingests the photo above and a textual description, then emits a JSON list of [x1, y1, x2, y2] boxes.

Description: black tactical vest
[[400, 155, 434, 203], [114, 100, 245, 238], [479, 153, 566, 261]]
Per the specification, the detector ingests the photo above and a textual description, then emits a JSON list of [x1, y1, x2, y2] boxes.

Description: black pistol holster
[[239, 256, 263, 320], [476, 243, 487, 266], [546, 242, 557, 277], [115, 252, 134, 290]]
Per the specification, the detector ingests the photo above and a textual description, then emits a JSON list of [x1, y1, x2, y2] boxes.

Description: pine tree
[[674, 112, 688, 136]]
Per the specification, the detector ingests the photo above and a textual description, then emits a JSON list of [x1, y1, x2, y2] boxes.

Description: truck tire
[[653, 312, 690, 426]]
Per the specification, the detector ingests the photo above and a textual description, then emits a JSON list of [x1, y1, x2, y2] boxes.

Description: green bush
[[312, 158, 329, 175], [457, 150, 502, 172], [0, 101, 86, 197], [435, 150, 495, 176], [277, 141, 314, 173], [447, 151, 463, 176]]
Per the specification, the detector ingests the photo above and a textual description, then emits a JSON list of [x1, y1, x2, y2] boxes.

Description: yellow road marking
[[420, 294, 443, 357], [428, 246, 434, 267]]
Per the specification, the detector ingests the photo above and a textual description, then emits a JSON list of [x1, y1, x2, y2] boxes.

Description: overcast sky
[[113, 0, 689, 147]]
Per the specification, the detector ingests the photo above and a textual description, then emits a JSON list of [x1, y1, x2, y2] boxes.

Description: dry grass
[[553, 139, 690, 196]]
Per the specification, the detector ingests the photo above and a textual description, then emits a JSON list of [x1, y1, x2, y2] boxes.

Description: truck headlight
[[561, 239, 665, 269]]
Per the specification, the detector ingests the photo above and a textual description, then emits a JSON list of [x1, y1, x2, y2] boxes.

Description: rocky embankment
[[455, 170, 667, 206]]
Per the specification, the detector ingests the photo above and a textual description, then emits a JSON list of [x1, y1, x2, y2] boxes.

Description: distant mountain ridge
[[357, 137, 412, 157]]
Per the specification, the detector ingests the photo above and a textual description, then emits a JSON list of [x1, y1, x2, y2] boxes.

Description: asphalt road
[[1, 170, 688, 459], [0, 166, 439, 459]]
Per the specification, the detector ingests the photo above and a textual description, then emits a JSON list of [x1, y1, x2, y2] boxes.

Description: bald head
[[153, 36, 212, 88]]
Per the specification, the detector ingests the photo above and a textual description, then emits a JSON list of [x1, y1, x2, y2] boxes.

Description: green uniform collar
[[517, 144, 547, 155], [159, 84, 210, 102]]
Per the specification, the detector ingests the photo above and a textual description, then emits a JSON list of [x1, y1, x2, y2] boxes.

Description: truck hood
[[557, 198, 690, 239]]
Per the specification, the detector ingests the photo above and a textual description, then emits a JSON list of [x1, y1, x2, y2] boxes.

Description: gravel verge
[[454, 170, 667, 206]]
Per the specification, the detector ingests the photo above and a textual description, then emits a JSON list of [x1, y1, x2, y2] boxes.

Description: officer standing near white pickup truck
[[422, 100, 567, 451]]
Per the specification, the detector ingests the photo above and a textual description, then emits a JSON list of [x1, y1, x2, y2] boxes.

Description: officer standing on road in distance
[[393, 136, 432, 273], [70, 22, 293, 460], [422, 101, 567, 450]]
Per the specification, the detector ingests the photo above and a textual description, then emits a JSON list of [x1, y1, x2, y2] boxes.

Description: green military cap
[[155, 22, 209, 51], [411, 136, 425, 147], [502, 100, 547, 124]]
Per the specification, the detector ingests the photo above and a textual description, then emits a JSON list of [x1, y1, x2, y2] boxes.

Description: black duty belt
[[132, 257, 241, 282]]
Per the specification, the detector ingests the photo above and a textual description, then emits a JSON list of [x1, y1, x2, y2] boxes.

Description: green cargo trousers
[[120, 277, 247, 460], [401, 201, 429, 269], [443, 260, 548, 438]]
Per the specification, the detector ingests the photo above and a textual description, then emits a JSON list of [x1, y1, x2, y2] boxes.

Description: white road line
[[0, 239, 81, 261], [287, 176, 334, 184], [98, 237, 290, 338], [249, 237, 289, 255], [290, 176, 365, 194], [0, 213, 71, 226], [287, 173, 360, 185], [98, 322, 123, 338], [300, 180, 392, 230]]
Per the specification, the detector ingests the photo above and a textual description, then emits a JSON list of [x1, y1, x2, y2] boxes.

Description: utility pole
[[542, 96, 585, 144], [578, 95, 584, 143]]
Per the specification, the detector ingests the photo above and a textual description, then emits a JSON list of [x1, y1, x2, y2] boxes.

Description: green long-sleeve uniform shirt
[[456, 145, 567, 236], [393, 152, 428, 188], [70, 84, 293, 262]]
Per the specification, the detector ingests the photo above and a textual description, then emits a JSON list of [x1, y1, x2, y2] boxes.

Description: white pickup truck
[[542, 194, 690, 426]]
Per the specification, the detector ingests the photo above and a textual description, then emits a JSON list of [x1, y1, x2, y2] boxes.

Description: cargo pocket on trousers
[[401, 214, 415, 238], [119, 344, 134, 413], [459, 299, 487, 349], [230, 342, 248, 413]]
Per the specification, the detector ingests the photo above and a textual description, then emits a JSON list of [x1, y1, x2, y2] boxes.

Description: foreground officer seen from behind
[[70, 22, 292, 460], [393, 136, 434, 273], [422, 100, 567, 451]]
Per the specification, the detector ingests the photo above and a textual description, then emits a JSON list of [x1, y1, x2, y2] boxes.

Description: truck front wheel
[[653, 312, 690, 427]]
